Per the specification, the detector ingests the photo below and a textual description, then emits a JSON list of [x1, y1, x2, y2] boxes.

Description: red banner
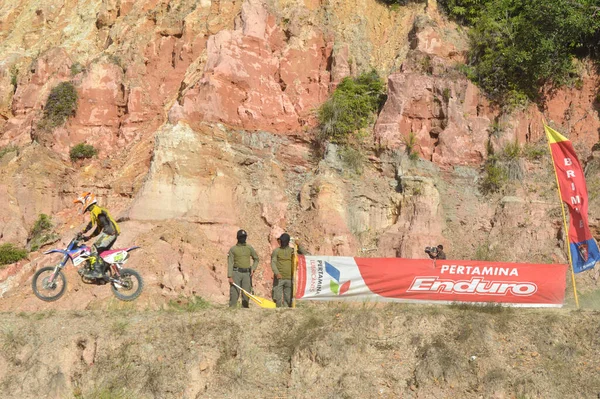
[[545, 124, 600, 273], [296, 256, 567, 307]]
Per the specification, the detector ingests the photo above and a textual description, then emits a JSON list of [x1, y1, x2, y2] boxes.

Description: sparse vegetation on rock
[[0, 145, 18, 159], [38, 81, 78, 131], [0, 243, 27, 267], [339, 145, 366, 175], [402, 131, 420, 161], [28, 214, 59, 252], [69, 143, 98, 161]]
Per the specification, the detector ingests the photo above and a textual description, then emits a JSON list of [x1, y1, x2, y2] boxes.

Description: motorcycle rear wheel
[[32, 266, 67, 302], [111, 268, 143, 301]]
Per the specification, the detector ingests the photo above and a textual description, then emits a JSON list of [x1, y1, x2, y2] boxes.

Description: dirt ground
[[1, 301, 599, 399]]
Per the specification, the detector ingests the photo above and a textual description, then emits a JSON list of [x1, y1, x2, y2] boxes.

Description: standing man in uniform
[[228, 229, 260, 308], [271, 233, 294, 307]]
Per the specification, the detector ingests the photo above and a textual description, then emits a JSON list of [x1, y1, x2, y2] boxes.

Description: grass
[[479, 160, 507, 194], [70, 143, 98, 161], [78, 386, 139, 399], [278, 312, 326, 357], [166, 296, 211, 312], [0, 145, 18, 159], [28, 214, 59, 251], [37, 81, 78, 131], [0, 326, 28, 365], [70, 62, 85, 76], [449, 301, 513, 314], [111, 320, 130, 335], [403, 131, 420, 161], [0, 243, 27, 267], [10, 66, 18, 90], [578, 289, 600, 310], [339, 145, 366, 175], [480, 139, 529, 194], [522, 143, 547, 161]]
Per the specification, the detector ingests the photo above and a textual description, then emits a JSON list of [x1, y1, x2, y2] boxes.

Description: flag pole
[[544, 121, 580, 308], [292, 238, 298, 308]]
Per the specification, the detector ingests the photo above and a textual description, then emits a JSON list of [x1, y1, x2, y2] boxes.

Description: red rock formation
[[375, 71, 491, 166], [178, 0, 333, 133]]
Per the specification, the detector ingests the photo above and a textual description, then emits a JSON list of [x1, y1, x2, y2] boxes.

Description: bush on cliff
[[439, 0, 600, 104], [38, 81, 78, 131], [28, 214, 59, 252], [0, 145, 18, 159], [0, 244, 27, 267], [318, 70, 386, 144], [69, 143, 98, 161]]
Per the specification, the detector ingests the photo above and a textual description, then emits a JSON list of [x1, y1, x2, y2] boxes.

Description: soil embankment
[[1, 304, 599, 398]]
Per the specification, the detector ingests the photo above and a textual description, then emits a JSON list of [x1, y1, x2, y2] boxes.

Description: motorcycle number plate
[[73, 256, 86, 266]]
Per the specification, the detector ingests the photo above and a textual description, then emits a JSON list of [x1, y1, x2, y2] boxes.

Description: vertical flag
[[545, 124, 600, 273]]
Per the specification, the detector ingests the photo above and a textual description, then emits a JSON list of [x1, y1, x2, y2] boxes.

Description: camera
[[424, 246, 439, 258]]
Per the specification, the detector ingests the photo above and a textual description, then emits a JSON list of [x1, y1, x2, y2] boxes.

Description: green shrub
[[318, 70, 386, 144], [0, 145, 18, 159], [501, 140, 521, 161], [377, 0, 427, 6], [403, 131, 420, 161], [438, 0, 494, 25], [339, 146, 366, 175], [70, 62, 84, 76], [480, 158, 507, 194], [442, 87, 451, 103], [69, 143, 98, 161], [38, 81, 78, 131], [28, 214, 58, 252], [0, 243, 27, 267], [10, 66, 18, 90], [167, 296, 211, 312], [442, 0, 600, 105], [522, 143, 547, 161]]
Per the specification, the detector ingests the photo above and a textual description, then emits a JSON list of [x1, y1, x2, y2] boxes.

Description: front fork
[[48, 256, 68, 283]]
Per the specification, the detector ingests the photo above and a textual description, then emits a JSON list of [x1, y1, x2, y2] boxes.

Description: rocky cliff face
[[1, 0, 599, 310]]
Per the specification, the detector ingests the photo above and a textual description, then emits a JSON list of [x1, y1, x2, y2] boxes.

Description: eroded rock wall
[[1, 0, 600, 309]]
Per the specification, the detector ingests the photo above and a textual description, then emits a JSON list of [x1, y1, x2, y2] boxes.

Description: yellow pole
[[544, 122, 580, 308], [292, 240, 298, 308]]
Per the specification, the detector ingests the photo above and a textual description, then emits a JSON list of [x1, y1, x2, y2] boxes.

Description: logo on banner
[[407, 276, 537, 296], [577, 243, 589, 262], [325, 262, 351, 295]]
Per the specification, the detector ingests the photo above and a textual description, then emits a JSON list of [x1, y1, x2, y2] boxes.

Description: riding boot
[[99, 257, 110, 277], [87, 255, 103, 278]]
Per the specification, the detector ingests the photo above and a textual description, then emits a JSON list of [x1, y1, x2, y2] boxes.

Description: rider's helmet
[[73, 192, 97, 214]]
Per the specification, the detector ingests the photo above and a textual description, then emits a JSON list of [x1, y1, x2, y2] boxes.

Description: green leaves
[[441, 0, 600, 105], [0, 244, 27, 267], [69, 143, 98, 161], [38, 81, 78, 131], [318, 70, 386, 143]]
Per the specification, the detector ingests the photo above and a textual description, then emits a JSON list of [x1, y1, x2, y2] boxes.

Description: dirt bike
[[31, 234, 144, 302]]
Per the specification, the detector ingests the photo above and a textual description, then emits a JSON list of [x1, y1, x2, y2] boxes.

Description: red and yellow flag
[[545, 124, 600, 273]]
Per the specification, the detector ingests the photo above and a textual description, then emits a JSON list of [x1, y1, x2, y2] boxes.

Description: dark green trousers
[[273, 278, 293, 307], [229, 269, 252, 308]]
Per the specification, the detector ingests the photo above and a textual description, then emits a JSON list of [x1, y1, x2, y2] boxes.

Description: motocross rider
[[73, 192, 120, 278]]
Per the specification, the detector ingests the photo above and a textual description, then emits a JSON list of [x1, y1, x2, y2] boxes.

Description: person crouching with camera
[[425, 245, 446, 260]]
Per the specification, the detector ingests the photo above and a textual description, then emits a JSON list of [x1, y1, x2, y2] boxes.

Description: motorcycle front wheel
[[32, 266, 67, 302], [111, 268, 143, 301]]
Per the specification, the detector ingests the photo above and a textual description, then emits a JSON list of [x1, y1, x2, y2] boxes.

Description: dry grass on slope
[[0, 304, 599, 399]]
